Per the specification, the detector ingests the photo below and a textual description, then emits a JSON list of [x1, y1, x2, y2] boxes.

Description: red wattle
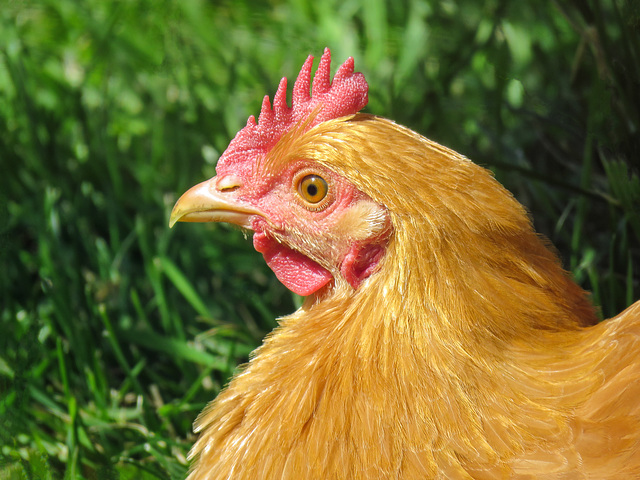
[[253, 233, 332, 296]]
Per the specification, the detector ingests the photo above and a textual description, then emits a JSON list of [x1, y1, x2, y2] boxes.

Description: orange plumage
[[171, 49, 640, 479]]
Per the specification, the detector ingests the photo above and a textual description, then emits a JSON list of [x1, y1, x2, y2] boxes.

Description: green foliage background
[[1, 0, 638, 478]]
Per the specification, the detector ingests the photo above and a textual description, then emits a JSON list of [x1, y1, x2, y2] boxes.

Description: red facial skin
[[214, 159, 390, 296]]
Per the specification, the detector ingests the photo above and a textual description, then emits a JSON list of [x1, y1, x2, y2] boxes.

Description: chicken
[[170, 48, 640, 479]]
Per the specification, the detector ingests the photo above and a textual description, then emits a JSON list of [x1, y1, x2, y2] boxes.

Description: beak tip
[[169, 203, 184, 228], [169, 210, 181, 228]]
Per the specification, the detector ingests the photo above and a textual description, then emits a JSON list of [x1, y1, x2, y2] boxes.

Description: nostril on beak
[[216, 175, 243, 192]]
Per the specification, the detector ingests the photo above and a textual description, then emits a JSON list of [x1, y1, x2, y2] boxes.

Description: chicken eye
[[297, 174, 328, 204]]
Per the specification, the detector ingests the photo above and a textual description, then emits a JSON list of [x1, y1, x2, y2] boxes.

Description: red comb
[[216, 48, 368, 176]]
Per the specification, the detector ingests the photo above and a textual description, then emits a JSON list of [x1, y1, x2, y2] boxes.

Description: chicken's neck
[[256, 223, 597, 463], [189, 219, 598, 476]]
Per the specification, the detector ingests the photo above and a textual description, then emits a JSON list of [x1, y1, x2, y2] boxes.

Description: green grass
[[1, 0, 638, 478]]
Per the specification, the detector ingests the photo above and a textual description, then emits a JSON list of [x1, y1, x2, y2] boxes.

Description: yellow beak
[[169, 177, 261, 229]]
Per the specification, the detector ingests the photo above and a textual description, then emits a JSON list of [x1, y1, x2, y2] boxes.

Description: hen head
[[170, 49, 391, 296]]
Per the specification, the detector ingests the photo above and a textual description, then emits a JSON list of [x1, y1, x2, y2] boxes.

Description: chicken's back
[[574, 301, 640, 477], [504, 300, 640, 478]]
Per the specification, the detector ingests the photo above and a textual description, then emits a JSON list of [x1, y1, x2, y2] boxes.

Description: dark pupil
[[306, 183, 318, 197]]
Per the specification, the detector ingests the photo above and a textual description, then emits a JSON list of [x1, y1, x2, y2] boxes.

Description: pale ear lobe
[[336, 200, 391, 289], [334, 200, 390, 243]]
